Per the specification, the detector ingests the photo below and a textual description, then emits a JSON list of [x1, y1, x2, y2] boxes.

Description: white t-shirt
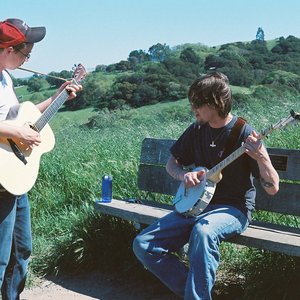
[[0, 70, 19, 121]]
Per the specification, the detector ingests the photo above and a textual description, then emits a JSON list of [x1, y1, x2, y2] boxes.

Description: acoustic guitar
[[173, 110, 300, 217], [0, 64, 87, 195]]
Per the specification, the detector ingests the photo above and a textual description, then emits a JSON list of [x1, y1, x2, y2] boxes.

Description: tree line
[[13, 35, 300, 110]]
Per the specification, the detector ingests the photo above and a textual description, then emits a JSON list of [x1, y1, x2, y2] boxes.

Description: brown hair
[[188, 72, 232, 118], [13, 42, 29, 51], [0, 42, 27, 53]]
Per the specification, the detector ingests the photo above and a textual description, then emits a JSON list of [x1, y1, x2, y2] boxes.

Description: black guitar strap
[[220, 117, 246, 160]]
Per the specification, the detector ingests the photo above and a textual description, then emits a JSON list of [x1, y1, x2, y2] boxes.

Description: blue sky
[[2, 0, 300, 78]]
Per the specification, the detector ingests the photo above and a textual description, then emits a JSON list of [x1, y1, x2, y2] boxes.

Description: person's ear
[[6, 46, 15, 55]]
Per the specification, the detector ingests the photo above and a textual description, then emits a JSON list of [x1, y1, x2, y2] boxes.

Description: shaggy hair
[[188, 72, 232, 118]]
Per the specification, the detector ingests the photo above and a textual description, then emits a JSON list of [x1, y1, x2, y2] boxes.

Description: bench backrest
[[138, 138, 300, 216]]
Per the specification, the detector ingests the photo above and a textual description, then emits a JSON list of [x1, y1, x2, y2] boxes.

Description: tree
[[163, 57, 201, 85], [271, 36, 300, 54], [11, 77, 27, 87], [256, 27, 265, 41], [204, 54, 227, 70], [27, 76, 48, 92], [106, 60, 131, 72], [46, 70, 72, 88], [95, 65, 107, 72], [128, 50, 150, 67], [148, 43, 171, 62], [180, 47, 200, 64]]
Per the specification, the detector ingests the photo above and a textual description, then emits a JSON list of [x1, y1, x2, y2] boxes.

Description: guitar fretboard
[[206, 117, 290, 179], [34, 90, 69, 132], [206, 146, 245, 179], [33, 79, 77, 132]]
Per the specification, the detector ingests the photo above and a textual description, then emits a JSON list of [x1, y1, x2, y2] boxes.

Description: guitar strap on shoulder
[[221, 117, 246, 160]]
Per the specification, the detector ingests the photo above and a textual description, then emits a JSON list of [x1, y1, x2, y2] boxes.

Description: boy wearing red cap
[[0, 18, 82, 300]]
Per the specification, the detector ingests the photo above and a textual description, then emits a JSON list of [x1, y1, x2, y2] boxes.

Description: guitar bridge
[[7, 138, 27, 165]]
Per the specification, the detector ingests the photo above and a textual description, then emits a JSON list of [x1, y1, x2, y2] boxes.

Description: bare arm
[[0, 122, 41, 147], [244, 131, 279, 195], [166, 155, 205, 188], [36, 81, 82, 113], [166, 155, 186, 181]]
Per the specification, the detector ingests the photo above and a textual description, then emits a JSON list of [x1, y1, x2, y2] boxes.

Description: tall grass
[[28, 92, 300, 297]]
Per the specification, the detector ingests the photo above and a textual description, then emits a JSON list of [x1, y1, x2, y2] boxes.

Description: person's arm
[[36, 81, 82, 113], [166, 155, 205, 188], [244, 130, 279, 195], [0, 122, 41, 147]]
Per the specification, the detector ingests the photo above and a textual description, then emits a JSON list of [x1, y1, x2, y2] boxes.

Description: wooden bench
[[95, 137, 300, 257]]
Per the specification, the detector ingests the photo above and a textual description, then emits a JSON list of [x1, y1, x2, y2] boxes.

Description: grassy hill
[[12, 35, 300, 297], [24, 89, 300, 299], [14, 35, 300, 115]]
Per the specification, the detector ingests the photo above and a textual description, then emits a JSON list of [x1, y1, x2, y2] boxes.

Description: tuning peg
[[291, 109, 300, 120]]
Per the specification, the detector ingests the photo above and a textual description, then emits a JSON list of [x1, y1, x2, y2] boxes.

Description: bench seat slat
[[95, 200, 300, 257], [95, 199, 170, 225], [231, 222, 300, 257]]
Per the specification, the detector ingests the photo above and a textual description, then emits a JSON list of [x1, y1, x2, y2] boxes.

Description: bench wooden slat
[[95, 199, 300, 257], [140, 138, 300, 180], [267, 148, 300, 181], [138, 164, 179, 196], [140, 138, 174, 165], [95, 199, 170, 225], [255, 181, 300, 215], [231, 221, 300, 257], [138, 164, 300, 216]]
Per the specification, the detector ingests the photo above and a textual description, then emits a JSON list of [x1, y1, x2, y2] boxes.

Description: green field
[[24, 90, 300, 298]]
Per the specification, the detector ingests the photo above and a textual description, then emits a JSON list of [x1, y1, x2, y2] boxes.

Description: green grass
[[266, 38, 279, 51], [231, 85, 252, 95], [15, 84, 58, 103], [50, 107, 96, 130], [25, 89, 300, 298]]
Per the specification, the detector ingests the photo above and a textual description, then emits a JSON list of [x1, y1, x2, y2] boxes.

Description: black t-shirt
[[170, 116, 260, 219]]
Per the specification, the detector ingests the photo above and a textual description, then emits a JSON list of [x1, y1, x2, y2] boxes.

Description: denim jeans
[[0, 192, 32, 300], [133, 204, 249, 300]]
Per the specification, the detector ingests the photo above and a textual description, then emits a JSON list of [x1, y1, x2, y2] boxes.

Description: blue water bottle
[[101, 175, 112, 203]]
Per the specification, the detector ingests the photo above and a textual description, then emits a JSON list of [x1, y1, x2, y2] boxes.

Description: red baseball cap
[[0, 18, 46, 48]]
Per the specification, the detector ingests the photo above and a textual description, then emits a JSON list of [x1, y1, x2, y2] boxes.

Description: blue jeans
[[0, 192, 32, 300], [133, 204, 249, 300]]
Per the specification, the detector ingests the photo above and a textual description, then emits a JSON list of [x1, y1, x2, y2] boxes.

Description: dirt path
[[21, 270, 244, 300], [21, 271, 178, 300]]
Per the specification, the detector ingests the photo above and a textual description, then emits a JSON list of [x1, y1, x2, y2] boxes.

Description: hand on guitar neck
[[57, 81, 83, 101], [37, 80, 83, 113], [243, 130, 264, 160]]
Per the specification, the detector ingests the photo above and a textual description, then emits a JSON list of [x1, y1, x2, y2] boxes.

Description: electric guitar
[[173, 110, 300, 217], [0, 64, 87, 195]]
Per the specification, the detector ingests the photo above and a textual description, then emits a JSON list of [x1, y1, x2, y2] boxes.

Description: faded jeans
[[0, 192, 32, 300], [133, 204, 249, 300]]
